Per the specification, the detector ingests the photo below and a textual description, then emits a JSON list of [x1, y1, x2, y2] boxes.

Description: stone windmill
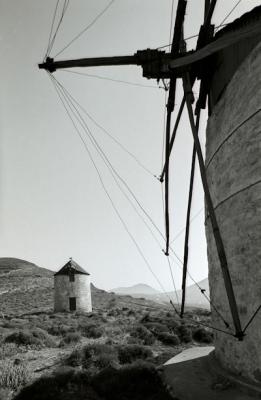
[[54, 258, 92, 313]]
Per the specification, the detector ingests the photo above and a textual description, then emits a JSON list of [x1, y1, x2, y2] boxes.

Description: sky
[[0, 0, 260, 292]]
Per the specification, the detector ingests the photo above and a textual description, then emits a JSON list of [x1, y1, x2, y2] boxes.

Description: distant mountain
[[0, 258, 166, 316], [174, 278, 210, 309], [112, 278, 210, 309], [111, 283, 159, 296]]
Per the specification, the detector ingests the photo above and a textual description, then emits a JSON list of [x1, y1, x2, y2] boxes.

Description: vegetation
[[14, 362, 173, 400], [0, 259, 213, 399], [192, 327, 213, 343], [0, 360, 31, 390]]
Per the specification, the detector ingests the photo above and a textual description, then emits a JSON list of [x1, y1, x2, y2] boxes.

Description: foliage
[[129, 324, 155, 345], [79, 323, 104, 339], [92, 361, 173, 400], [66, 344, 118, 372], [118, 344, 153, 364], [5, 328, 56, 348], [47, 324, 73, 336], [176, 324, 192, 343], [157, 332, 180, 345], [14, 362, 173, 400], [192, 327, 213, 343], [144, 322, 169, 334], [14, 368, 102, 400], [59, 332, 82, 347], [0, 360, 31, 390], [0, 343, 22, 359]]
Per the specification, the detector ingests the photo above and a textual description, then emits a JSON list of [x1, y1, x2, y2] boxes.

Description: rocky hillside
[[0, 258, 168, 316]]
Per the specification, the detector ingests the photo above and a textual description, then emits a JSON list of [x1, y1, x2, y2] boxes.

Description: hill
[[110, 278, 210, 309], [0, 258, 168, 316], [174, 278, 210, 309], [111, 283, 159, 296]]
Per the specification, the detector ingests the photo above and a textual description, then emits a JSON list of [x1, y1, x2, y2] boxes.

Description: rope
[[156, 23, 229, 50], [44, 0, 60, 60], [53, 77, 182, 276], [219, 0, 242, 27], [59, 69, 163, 90], [243, 305, 261, 333], [49, 73, 172, 302], [207, 179, 261, 215], [46, 0, 70, 58], [170, 301, 234, 336], [54, 75, 156, 178], [48, 77, 229, 331], [54, 0, 116, 57], [170, 208, 203, 244], [52, 76, 183, 306], [206, 108, 261, 170]]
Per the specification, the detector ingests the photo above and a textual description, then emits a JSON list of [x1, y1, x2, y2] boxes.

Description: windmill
[[39, 0, 261, 384]]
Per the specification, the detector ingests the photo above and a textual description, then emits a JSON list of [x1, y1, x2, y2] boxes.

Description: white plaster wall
[[54, 274, 92, 312], [205, 41, 261, 384]]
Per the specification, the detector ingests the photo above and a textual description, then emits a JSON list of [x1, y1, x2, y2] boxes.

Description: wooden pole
[[182, 72, 244, 339], [180, 113, 200, 317], [160, 96, 185, 182]]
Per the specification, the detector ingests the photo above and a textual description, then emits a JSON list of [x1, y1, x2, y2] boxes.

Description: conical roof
[[54, 258, 90, 276]]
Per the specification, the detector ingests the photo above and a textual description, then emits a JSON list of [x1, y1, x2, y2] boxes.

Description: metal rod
[[182, 72, 244, 340]]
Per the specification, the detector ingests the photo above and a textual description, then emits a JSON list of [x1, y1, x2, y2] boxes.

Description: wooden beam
[[182, 72, 244, 340], [180, 113, 200, 317]]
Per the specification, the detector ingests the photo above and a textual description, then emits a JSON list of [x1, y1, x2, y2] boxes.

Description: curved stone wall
[[205, 41, 261, 383], [54, 274, 92, 312]]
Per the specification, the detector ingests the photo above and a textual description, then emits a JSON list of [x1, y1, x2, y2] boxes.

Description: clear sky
[[0, 0, 259, 292]]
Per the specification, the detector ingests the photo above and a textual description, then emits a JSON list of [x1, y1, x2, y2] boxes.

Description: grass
[[0, 360, 31, 390]]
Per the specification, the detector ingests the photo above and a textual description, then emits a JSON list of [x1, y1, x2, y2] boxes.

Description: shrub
[[66, 344, 118, 372], [192, 328, 213, 343], [5, 328, 56, 348], [129, 325, 155, 345], [176, 324, 192, 343], [59, 332, 82, 347], [0, 343, 21, 359], [47, 324, 73, 336], [14, 369, 102, 400], [118, 345, 153, 364], [126, 336, 142, 345], [80, 324, 103, 339], [144, 322, 169, 334], [157, 332, 180, 346], [92, 361, 174, 400], [0, 360, 31, 390]]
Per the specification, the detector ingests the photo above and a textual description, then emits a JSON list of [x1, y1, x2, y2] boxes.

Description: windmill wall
[[205, 38, 261, 384], [54, 274, 92, 312]]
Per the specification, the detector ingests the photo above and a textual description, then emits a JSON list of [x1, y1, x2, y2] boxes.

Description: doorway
[[69, 297, 76, 311]]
